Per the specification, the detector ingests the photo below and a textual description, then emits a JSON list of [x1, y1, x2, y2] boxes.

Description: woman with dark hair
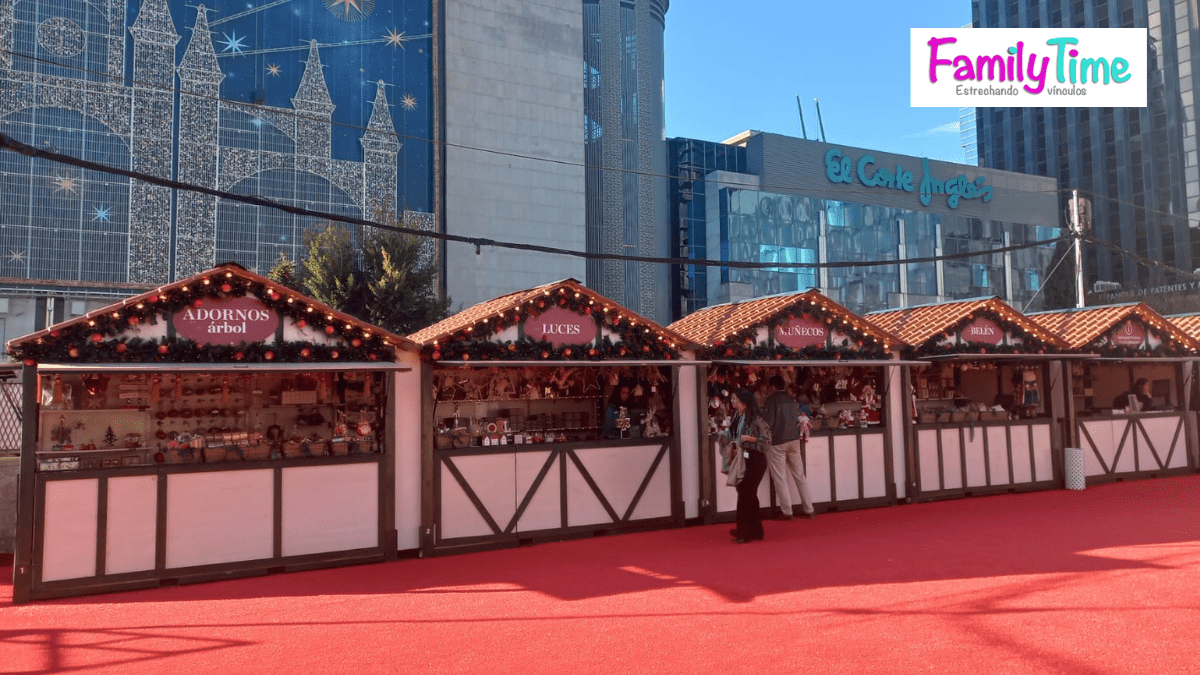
[[729, 389, 771, 543]]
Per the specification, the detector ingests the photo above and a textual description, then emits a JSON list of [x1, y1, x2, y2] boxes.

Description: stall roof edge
[[667, 288, 899, 346], [5, 262, 418, 353], [865, 296, 1067, 349], [407, 278, 699, 350], [1027, 301, 1200, 351]]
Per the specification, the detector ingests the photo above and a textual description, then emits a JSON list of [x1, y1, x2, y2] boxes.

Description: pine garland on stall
[[698, 299, 889, 361]]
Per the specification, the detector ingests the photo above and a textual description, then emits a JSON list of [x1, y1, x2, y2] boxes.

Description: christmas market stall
[[1029, 303, 1199, 484], [407, 280, 701, 555], [7, 263, 416, 603], [668, 289, 907, 521], [869, 297, 1070, 501]]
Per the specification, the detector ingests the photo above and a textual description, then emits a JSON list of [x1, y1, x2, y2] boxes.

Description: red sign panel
[[962, 317, 1003, 345], [1112, 320, 1146, 347], [173, 296, 280, 345], [774, 316, 828, 349], [524, 307, 597, 347]]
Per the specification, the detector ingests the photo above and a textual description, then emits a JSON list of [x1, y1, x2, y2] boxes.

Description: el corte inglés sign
[[523, 307, 598, 347], [774, 316, 828, 349], [173, 296, 280, 345]]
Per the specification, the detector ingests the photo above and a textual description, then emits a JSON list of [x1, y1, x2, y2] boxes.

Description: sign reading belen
[[173, 296, 280, 345], [962, 317, 1003, 346], [524, 307, 597, 347], [774, 316, 827, 349], [1111, 320, 1146, 347]]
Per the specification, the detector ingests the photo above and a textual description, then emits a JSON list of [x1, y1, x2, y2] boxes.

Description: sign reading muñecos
[[961, 317, 1003, 346], [173, 296, 280, 345], [523, 307, 597, 347], [774, 316, 827, 349]]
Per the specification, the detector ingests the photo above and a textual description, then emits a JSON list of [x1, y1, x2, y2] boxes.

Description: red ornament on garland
[[563, 348, 572, 357], [507, 343, 516, 351], [128, 316, 139, 326], [351, 338, 362, 348], [221, 283, 233, 293], [462, 353, 470, 361], [23, 359, 35, 367], [115, 343, 127, 354], [68, 347, 80, 358], [269, 291, 280, 301], [330, 350, 339, 359], [50, 330, 60, 338], [558, 297, 566, 306], [158, 345, 169, 354], [233, 351, 245, 361], [537, 300, 545, 309], [588, 348, 597, 356], [264, 351, 275, 361], [296, 319, 306, 329], [192, 299, 203, 308], [325, 325, 335, 335], [541, 351, 549, 358], [368, 352, 379, 361], [431, 351, 441, 360], [584, 307, 591, 315], [300, 347, 311, 358], [90, 333, 103, 342]]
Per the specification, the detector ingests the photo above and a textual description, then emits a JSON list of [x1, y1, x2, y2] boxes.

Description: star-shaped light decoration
[[219, 31, 248, 54], [266, 63, 280, 76], [51, 174, 80, 196], [92, 205, 111, 222], [400, 93, 417, 111], [8, 249, 26, 264], [384, 28, 406, 49], [325, 0, 371, 21]]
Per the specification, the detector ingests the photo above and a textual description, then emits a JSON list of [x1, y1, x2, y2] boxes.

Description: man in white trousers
[[763, 375, 815, 520]]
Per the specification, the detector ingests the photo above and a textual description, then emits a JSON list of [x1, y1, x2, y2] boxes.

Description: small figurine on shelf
[[798, 411, 812, 441], [858, 407, 869, 428], [616, 407, 631, 438], [837, 408, 853, 429], [103, 426, 117, 448]]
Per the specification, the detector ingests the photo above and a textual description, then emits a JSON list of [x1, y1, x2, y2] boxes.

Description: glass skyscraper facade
[[973, 0, 1200, 301], [668, 132, 1064, 319]]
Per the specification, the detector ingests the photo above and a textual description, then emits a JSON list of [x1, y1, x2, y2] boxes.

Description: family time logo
[[911, 28, 1146, 107]]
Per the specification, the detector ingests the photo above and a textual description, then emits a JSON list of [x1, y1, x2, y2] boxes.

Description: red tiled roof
[[6, 262, 416, 353], [1169, 313, 1200, 341], [868, 297, 1066, 348], [667, 289, 897, 347], [1029, 302, 1200, 351], [407, 278, 695, 349]]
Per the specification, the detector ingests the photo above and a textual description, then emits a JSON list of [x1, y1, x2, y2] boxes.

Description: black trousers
[[735, 450, 768, 540]]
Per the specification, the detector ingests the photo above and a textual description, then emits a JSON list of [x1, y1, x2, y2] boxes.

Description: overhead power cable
[[0, 131, 1070, 272]]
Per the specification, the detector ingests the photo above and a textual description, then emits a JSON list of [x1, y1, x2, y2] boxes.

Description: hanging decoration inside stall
[[8, 264, 402, 365]]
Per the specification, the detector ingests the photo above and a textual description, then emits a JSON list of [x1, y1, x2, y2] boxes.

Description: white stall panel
[[986, 426, 1011, 486], [515, 450, 561, 533], [833, 434, 860, 502], [1140, 416, 1181, 470], [940, 429, 963, 490], [805, 436, 832, 503], [860, 433, 886, 498], [1031, 424, 1053, 482], [1008, 426, 1033, 485], [1113, 420, 1137, 474], [41, 479, 98, 582], [572, 443, 668, 521], [106, 475, 157, 575], [166, 470, 273, 569], [1081, 420, 1114, 476], [916, 429, 941, 492], [282, 464, 378, 557], [962, 428, 988, 488], [440, 453, 515, 540]]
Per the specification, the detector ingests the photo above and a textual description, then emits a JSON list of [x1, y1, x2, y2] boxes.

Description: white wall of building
[[444, 0, 587, 309]]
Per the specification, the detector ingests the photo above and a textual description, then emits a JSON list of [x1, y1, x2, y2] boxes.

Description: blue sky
[[664, 0, 973, 163]]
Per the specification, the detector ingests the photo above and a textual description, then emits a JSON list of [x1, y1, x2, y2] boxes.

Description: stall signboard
[[173, 296, 280, 345], [961, 317, 1004, 346], [774, 316, 828, 349], [524, 307, 598, 347], [1110, 320, 1148, 348]]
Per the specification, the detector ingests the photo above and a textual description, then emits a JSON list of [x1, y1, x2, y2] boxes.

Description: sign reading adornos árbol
[[774, 316, 828, 349], [523, 307, 598, 347], [173, 296, 280, 345], [1110, 320, 1147, 348]]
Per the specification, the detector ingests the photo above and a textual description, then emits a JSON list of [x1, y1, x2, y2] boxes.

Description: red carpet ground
[[3, 474, 1199, 674]]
